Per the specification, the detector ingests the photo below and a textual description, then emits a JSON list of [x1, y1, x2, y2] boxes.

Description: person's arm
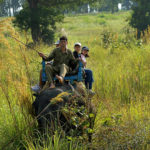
[[81, 54, 87, 67], [38, 52, 47, 60], [70, 51, 79, 64], [38, 49, 56, 61]]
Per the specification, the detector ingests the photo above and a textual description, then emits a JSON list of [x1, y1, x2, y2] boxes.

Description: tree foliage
[[91, 0, 122, 13], [122, 0, 132, 10], [130, 0, 150, 38], [14, 0, 95, 44], [13, 3, 63, 44], [0, 0, 24, 16]]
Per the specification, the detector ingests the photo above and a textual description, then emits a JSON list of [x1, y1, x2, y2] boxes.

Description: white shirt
[[81, 54, 87, 68]]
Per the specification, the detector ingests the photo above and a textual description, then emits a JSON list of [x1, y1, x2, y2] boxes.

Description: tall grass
[[0, 11, 150, 149], [0, 18, 87, 150]]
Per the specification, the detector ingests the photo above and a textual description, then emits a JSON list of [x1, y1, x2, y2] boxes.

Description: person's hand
[[79, 57, 82, 61], [38, 52, 45, 58], [78, 57, 82, 61]]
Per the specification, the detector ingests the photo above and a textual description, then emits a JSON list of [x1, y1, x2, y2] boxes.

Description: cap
[[60, 36, 68, 41], [74, 42, 81, 47], [55, 40, 60, 45], [82, 46, 89, 51]]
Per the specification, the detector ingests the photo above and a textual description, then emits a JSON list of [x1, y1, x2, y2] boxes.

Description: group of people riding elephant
[[32, 36, 96, 135], [36, 36, 95, 96]]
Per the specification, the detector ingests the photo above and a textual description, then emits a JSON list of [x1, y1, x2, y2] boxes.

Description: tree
[[11, 0, 23, 15], [109, 0, 120, 13], [14, 3, 63, 44], [130, 0, 150, 39], [0, 1, 7, 16], [6, 0, 20, 16], [0, 0, 25, 16], [122, 0, 132, 10], [14, 0, 95, 44], [91, 0, 122, 13]]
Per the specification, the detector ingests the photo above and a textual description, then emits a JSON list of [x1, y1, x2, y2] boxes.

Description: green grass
[[0, 11, 150, 149]]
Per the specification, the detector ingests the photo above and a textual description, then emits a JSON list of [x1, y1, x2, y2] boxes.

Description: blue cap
[[82, 46, 89, 51]]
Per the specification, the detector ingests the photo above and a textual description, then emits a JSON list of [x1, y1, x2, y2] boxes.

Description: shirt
[[73, 51, 79, 59], [44, 47, 76, 67], [81, 54, 87, 68]]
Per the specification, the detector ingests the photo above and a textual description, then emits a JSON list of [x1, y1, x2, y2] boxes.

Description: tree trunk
[[111, 1, 115, 14], [111, 5, 114, 14], [8, 8, 11, 16], [126, 0, 130, 10], [8, 0, 11, 16], [142, 30, 145, 37], [137, 29, 141, 39], [31, 23, 40, 43], [28, 0, 40, 43], [12, 6, 15, 16]]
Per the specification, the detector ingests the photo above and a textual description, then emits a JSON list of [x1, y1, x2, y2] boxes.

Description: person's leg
[[56, 64, 69, 83], [84, 69, 95, 96], [85, 69, 94, 89], [85, 69, 89, 89], [89, 82, 92, 90], [85, 81, 88, 89], [60, 64, 69, 78]]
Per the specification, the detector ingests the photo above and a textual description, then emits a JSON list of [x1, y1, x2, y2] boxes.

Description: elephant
[[32, 82, 87, 134]]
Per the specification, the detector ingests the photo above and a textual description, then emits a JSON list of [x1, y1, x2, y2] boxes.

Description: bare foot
[[49, 83, 55, 89], [56, 75, 64, 84]]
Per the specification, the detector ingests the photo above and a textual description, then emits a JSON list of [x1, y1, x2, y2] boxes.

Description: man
[[38, 36, 77, 89], [73, 42, 82, 58], [39, 40, 60, 88], [31, 40, 60, 92]]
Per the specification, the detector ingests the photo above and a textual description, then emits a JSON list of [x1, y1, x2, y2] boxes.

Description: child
[[73, 42, 82, 58], [81, 46, 95, 96], [73, 43, 95, 96]]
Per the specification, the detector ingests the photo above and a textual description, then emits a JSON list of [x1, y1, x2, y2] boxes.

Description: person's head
[[59, 36, 68, 49], [74, 42, 81, 53], [55, 40, 60, 48], [82, 46, 89, 57]]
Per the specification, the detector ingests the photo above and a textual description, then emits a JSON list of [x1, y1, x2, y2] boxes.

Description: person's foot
[[49, 83, 55, 89], [31, 84, 41, 93], [39, 81, 50, 93], [87, 89, 95, 97], [56, 75, 64, 84]]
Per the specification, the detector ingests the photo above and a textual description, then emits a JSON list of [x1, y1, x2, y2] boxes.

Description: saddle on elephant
[[41, 59, 84, 86]]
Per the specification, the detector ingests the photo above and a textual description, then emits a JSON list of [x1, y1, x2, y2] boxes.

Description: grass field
[[0, 11, 150, 149]]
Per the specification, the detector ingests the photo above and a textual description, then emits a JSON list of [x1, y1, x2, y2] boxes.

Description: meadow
[[0, 11, 150, 149]]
